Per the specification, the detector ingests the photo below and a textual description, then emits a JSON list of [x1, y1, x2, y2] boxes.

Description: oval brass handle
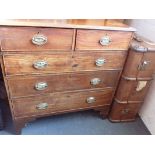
[[90, 78, 101, 86], [99, 35, 111, 46], [35, 82, 48, 90], [36, 102, 48, 110], [95, 58, 106, 67], [32, 34, 47, 46], [33, 60, 48, 69], [86, 97, 96, 104]]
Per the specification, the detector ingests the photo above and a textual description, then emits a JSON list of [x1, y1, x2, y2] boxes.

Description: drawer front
[[12, 89, 113, 117], [4, 52, 126, 75], [1, 27, 73, 51], [8, 71, 120, 98], [72, 52, 126, 71], [109, 101, 141, 122], [4, 53, 72, 75], [115, 78, 151, 102], [76, 30, 132, 50]]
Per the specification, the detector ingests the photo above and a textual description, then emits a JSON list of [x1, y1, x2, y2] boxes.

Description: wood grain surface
[[76, 30, 133, 50], [3, 52, 126, 75], [12, 88, 113, 117], [7, 70, 120, 98], [1, 27, 74, 51]]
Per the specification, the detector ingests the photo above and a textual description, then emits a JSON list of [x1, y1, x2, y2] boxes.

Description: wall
[[125, 19, 155, 134]]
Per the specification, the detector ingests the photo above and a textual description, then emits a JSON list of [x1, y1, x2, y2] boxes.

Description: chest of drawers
[[0, 20, 135, 134]]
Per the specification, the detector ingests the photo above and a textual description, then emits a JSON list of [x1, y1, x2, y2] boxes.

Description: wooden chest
[[0, 19, 134, 134], [109, 35, 155, 122]]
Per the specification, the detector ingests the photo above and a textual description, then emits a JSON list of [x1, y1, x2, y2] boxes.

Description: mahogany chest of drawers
[[0, 20, 135, 134]]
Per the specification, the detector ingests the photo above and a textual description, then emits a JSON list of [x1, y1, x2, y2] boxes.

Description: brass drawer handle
[[95, 58, 106, 67], [138, 60, 150, 70], [36, 102, 48, 110], [35, 82, 48, 90], [99, 35, 111, 46], [90, 78, 101, 86], [33, 60, 48, 69], [121, 109, 129, 114], [86, 97, 96, 104], [32, 34, 47, 46]]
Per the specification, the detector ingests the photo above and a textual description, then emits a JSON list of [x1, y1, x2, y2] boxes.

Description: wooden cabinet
[[0, 19, 135, 134], [109, 35, 155, 122], [3, 53, 72, 75]]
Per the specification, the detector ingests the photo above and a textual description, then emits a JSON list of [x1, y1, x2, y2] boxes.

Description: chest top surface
[[0, 19, 136, 31]]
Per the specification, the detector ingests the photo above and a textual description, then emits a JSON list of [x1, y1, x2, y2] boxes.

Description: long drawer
[[1, 27, 74, 51], [76, 30, 132, 50], [3, 52, 126, 75], [7, 70, 120, 98], [12, 89, 113, 117]]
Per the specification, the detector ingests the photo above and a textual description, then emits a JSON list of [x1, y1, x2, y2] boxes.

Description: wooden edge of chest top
[[0, 19, 136, 31]]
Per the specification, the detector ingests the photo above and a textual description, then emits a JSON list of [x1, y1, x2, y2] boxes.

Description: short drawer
[[1, 27, 73, 51], [3, 52, 126, 75], [7, 71, 119, 98], [72, 52, 126, 71], [12, 89, 113, 117], [76, 30, 132, 50]]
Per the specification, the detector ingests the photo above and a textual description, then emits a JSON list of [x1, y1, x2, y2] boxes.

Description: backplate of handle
[[86, 97, 96, 104], [32, 34, 47, 46], [90, 78, 101, 86], [121, 108, 129, 114], [35, 82, 48, 90], [95, 58, 106, 67], [33, 60, 48, 69], [99, 35, 111, 46], [36, 102, 48, 110]]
